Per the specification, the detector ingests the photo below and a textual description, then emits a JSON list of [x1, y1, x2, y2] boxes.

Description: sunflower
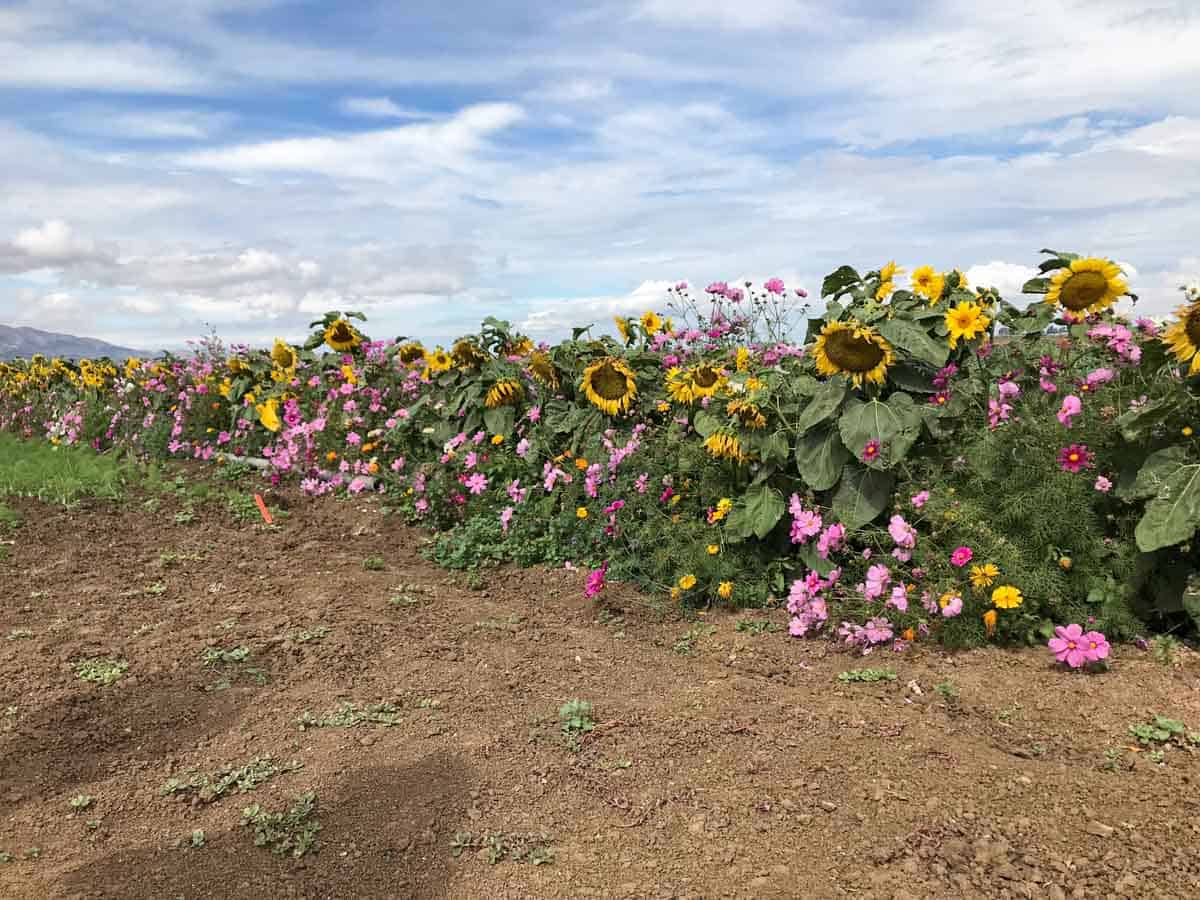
[[945, 301, 991, 348], [324, 318, 362, 352], [704, 431, 745, 461], [228, 357, 250, 375], [1045, 257, 1126, 315], [528, 351, 561, 389], [666, 367, 696, 404], [256, 398, 281, 433], [397, 341, 426, 364], [271, 339, 297, 372], [735, 346, 751, 372], [879, 260, 903, 283], [427, 348, 453, 373], [581, 357, 638, 415], [726, 398, 767, 429], [485, 379, 524, 408], [614, 316, 633, 345], [688, 363, 726, 400], [812, 321, 894, 387], [910, 265, 945, 304], [875, 280, 895, 301], [451, 339, 488, 369], [951, 269, 969, 290], [640, 311, 663, 335], [505, 337, 534, 356], [1162, 298, 1200, 375]]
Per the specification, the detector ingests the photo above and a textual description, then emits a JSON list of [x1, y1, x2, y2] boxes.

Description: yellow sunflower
[[1045, 257, 1127, 315], [485, 379, 524, 408], [271, 339, 297, 372], [812, 321, 894, 387], [875, 280, 895, 301], [945, 301, 991, 348], [640, 311, 663, 335], [614, 316, 632, 345], [1163, 298, 1200, 376], [910, 265, 945, 304], [528, 351, 562, 389], [951, 269, 969, 290], [397, 341, 426, 364], [581, 357, 638, 415], [703, 431, 746, 461], [666, 367, 696, 404], [324, 318, 362, 352], [726, 397, 767, 429], [228, 357, 250, 375], [688, 363, 726, 400], [506, 337, 534, 356], [451, 339, 488, 369], [735, 346, 751, 372], [256, 398, 281, 433], [879, 260, 904, 283]]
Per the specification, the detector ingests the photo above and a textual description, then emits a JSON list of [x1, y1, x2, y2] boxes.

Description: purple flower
[[584, 561, 609, 599]]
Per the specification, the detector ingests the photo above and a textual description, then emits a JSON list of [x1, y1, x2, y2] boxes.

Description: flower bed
[[4, 252, 1200, 655]]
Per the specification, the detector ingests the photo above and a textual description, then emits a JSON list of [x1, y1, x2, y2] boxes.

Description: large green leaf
[[887, 361, 937, 393], [875, 317, 949, 368], [821, 265, 861, 300], [761, 431, 791, 466], [837, 393, 922, 469], [1021, 277, 1051, 294], [831, 465, 894, 529], [793, 426, 849, 491], [1114, 398, 1171, 441], [1000, 301, 1056, 335], [482, 406, 516, 437], [1124, 446, 1190, 500], [726, 484, 787, 541], [692, 409, 724, 438], [1135, 457, 1200, 552], [792, 378, 847, 434]]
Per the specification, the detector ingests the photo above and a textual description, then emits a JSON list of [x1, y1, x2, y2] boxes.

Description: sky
[[1, 0, 1199, 351]]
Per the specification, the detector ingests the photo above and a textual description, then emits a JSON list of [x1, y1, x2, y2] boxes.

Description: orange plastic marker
[[253, 494, 273, 525]]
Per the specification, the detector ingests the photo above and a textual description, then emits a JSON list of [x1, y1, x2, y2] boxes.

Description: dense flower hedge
[[5, 252, 1200, 654]]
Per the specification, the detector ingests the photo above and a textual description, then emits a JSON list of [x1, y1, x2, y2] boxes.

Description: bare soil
[[3, 471, 1200, 899]]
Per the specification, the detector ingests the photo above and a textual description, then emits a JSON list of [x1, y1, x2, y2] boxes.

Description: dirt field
[[3, 473, 1200, 899]]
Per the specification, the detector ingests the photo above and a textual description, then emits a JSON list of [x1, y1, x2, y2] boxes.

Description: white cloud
[[62, 108, 231, 141], [964, 262, 1038, 302], [0, 220, 115, 272], [337, 97, 432, 120]]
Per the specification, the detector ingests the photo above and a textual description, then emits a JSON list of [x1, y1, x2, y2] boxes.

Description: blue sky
[[1, 0, 1199, 350]]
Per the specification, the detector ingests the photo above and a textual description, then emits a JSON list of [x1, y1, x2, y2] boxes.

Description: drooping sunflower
[[324, 318, 362, 352], [397, 341, 426, 364], [1162, 298, 1200, 375], [950, 269, 969, 291], [613, 316, 632, 345], [505, 337, 534, 356], [945, 301, 991, 348], [271, 339, 298, 372], [228, 357, 250, 375], [726, 397, 767, 429], [812, 321, 894, 387], [485, 379, 525, 409], [528, 351, 562, 389], [910, 265, 945, 304], [704, 431, 746, 461], [581, 357, 638, 415], [451, 338, 488, 369], [1045, 257, 1127, 315], [640, 311, 663, 335]]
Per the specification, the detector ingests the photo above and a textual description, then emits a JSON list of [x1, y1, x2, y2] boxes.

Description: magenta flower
[[1048, 623, 1088, 668], [816, 523, 845, 559], [1058, 444, 1094, 473], [1094, 475, 1113, 493], [862, 440, 881, 462], [1085, 367, 1115, 389], [464, 472, 488, 495], [500, 506, 514, 533], [987, 398, 1012, 429], [584, 561, 609, 599], [1057, 394, 1082, 428], [950, 546, 973, 567], [706, 281, 728, 295], [911, 490, 930, 509], [1082, 630, 1110, 662], [764, 277, 785, 295]]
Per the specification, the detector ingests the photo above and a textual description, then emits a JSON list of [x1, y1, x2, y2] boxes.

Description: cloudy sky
[[1, 0, 1198, 350]]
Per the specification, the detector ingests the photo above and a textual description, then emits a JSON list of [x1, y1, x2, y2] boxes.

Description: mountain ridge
[[0, 324, 152, 361]]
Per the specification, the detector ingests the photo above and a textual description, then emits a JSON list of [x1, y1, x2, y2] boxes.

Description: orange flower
[[326, 451, 338, 462], [901, 627, 915, 642], [575, 458, 589, 470], [982, 609, 998, 638]]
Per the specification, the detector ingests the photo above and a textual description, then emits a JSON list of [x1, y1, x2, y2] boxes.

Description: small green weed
[[68, 795, 94, 811], [672, 625, 716, 656], [292, 625, 330, 644], [242, 792, 320, 857], [363, 556, 386, 571], [1151, 636, 1182, 667], [1129, 714, 1186, 745], [734, 619, 779, 635], [75, 657, 128, 686], [558, 699, 595, 752], [838, 668, 897, 684], [201, 646, 267, 690], [174, 829, 207, 849], [297, 702, 403, 730], [934, 680, 959, 701], [162, 755, 302, 803], [450, 831, 555, 865]]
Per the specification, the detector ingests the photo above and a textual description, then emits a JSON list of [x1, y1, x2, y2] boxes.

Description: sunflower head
[[945, 301, 991, 349], [688, 363, 726, 398], [911, 265, 945, 304], [271, 339, 297, 372], [256, 398, 281, 433], [581, 357, 638, 415], [704, 430, 746, 461], [505, 337, 534, 356], [227, 357, 250, 375], [726, 398, 767, 429], [1045, 257, 1127, 315], [666, 367, 695, 404], [1163, 298, 1200, 375], [640, 311, 663, 335], [528, 351, 562, 389], [812, 321, 894, 388], [879, 260, 903, 282], [614, 316, 632, 345], [397, 341, 426, 364], [451, 339, 488, 369], [324, 318, 362, 352], [485, 379, 525, 409]]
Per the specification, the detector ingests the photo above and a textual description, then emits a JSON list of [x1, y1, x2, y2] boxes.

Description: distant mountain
[[0, 325, 151, 361]]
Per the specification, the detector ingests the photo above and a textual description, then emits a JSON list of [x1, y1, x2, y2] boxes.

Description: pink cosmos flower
[[950, 546, 973, 567], [1085, 367, 1115, 389], [1039, 377, 1058, 394], [987, 398, 1012, 429], [911, 490, 930, 509], [1082, 630, 1110, 662], [764, 277, 785, 295], [516, 438, 531, 458], [888, 514, 917, 549], [464, 472, 488, 495], [863, 617, 894, 645], [584, 561, 608, 599], [500, 506, 514, 533], [706, 281, 728, 295], [886, 584, 909, 613], [940, 595, 963, 618], [1048, 623, 1087, 668], [816, 523, 845, 559], [1058, 444, 1094, 473], [863, 564, 891, 601], [862, 440, 881, 462], [1094, 475, 1113, 493], [1057, 395, 1082, 428]]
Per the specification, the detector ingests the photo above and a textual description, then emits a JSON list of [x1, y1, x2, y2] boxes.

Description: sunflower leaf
[[793, 426, 849, 491], [726, 484, 786, 541], [831, 465, 893, 529], [793, 378, 848, 434], [837, 394, 922, 469], [875, 318, 949, 368], [1021, 277, 1051, 294], [1124, 446, 1191, 500], [821, 265, 861, 300], [482, 406, 515, 438], [1135, 459, 1200, 552], [691, 410, 724, 438]]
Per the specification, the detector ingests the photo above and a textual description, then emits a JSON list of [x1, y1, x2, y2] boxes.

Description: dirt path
[[2, 478, 1200, 899]]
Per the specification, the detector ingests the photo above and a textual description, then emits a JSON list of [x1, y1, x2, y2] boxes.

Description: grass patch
[[297, 702, 404, 730], [242, 792, 320, 857], [162, 755, 302, 803], [450, 831, 555, 865], [837, 668, 897, 684], [0, 433, 129, 506], [75, 657, 128, 686]]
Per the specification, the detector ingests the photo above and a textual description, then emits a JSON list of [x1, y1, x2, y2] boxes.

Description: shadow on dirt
[[55, 755, 474, 900]]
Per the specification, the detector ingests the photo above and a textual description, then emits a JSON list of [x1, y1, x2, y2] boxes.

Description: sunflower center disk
[[825, 330, 885, 372], [1185, 309, 1200, 349], [1059, 271, 1109, 311], [593, 364, 629, 399]]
